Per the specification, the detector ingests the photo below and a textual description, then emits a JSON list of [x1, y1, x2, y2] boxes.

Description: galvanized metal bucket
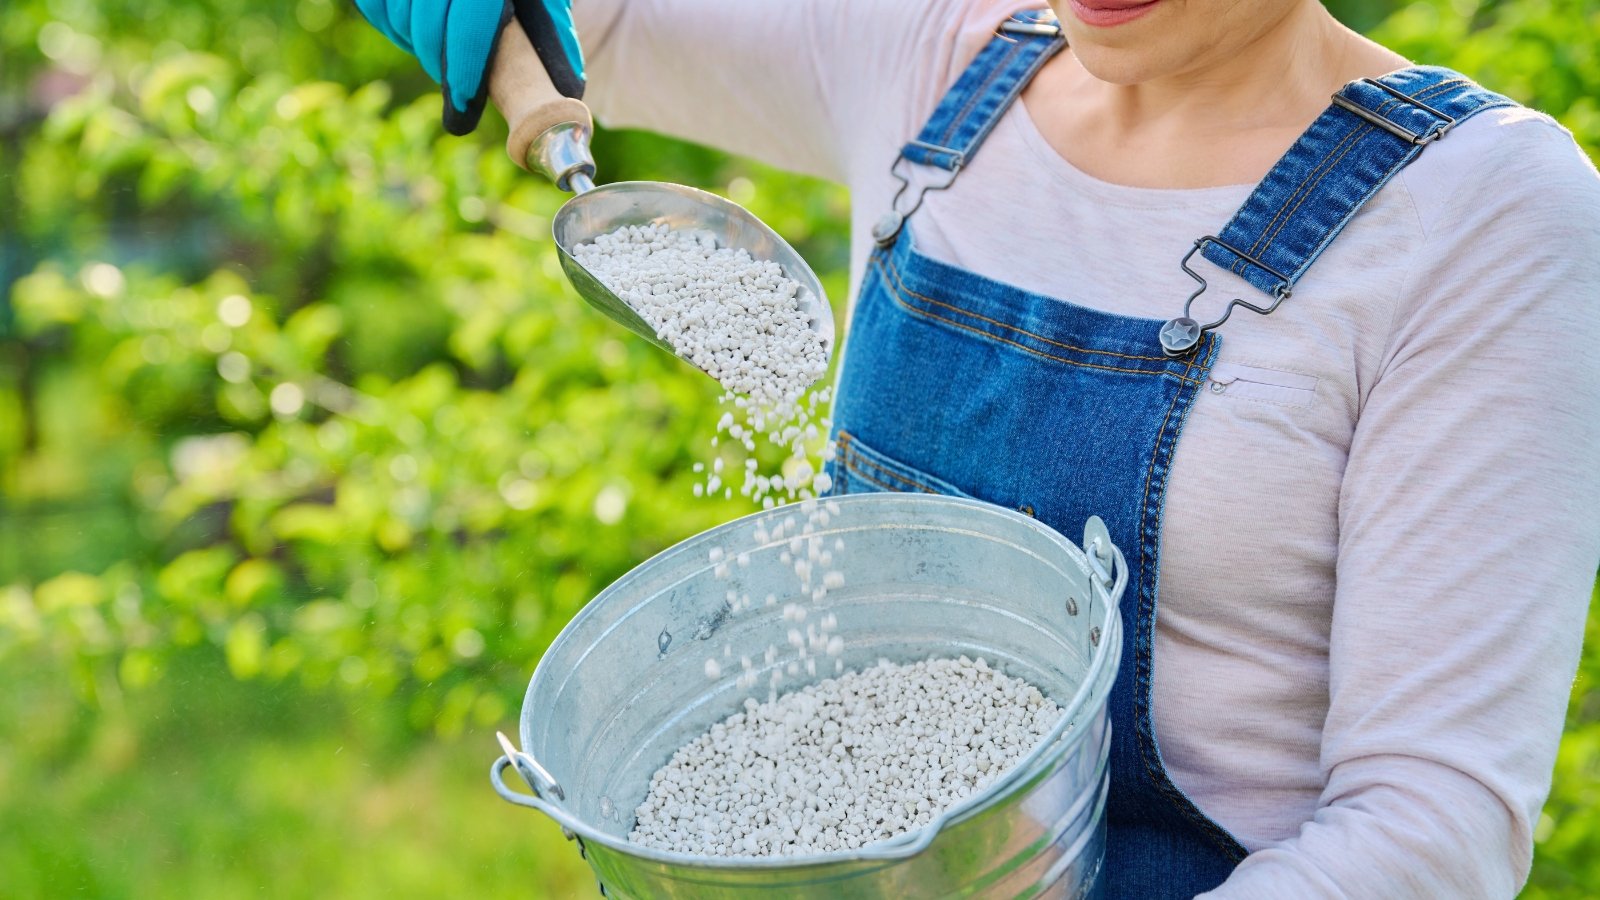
[[491, 494, 1126, 898]]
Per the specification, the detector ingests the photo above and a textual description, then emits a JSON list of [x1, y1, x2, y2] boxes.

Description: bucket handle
[[495, 730, 565, 800], [490, 732, 591, 839]]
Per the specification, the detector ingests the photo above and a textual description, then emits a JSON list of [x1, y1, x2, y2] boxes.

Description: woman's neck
[[1024, 3, 1410, 189], [1082, 2, 1360, 136]]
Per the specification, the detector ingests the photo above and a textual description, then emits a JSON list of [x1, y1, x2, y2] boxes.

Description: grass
[[0, 653, 594, 899]]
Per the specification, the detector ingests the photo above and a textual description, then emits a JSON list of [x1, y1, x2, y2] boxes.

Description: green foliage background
[[0, 0, 1595, 896]]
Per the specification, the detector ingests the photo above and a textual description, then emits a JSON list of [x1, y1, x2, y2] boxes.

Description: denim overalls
[[827, 10, 1516, 897]]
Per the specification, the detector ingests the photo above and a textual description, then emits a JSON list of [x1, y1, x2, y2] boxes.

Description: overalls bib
[[827, 11, 1516, 897]]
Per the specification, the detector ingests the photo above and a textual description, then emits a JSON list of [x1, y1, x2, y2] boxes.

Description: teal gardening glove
[[354, 0, 584, 135]]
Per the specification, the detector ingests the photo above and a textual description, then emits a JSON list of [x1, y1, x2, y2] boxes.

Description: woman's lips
[[1067, 0, 1160, 27]]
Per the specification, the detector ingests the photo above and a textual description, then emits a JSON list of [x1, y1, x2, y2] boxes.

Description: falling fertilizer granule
[[630, 655, 1064, 858]]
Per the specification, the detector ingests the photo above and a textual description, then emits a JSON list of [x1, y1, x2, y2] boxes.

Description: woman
[[359, 0, 1600, 896]]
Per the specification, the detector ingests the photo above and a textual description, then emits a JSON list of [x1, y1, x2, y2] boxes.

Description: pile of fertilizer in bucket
[[630, 655, 1064, 857], [572, 222, 832, 507]]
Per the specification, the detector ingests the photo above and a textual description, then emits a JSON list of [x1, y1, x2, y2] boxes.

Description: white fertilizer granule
[[572, 222, 833, 507], [630, 655, 1064, 857], [571, 222, 827, 407]]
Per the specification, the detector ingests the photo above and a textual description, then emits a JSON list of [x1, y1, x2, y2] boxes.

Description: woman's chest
[[845, 113, 1429, 623], [868, 111, 1426, 432]]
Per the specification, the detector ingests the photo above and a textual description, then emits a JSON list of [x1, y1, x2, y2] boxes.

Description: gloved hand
[[354, 0, 584, 136]]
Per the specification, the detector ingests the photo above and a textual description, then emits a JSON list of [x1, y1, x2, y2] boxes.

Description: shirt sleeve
[[1201, 112, 1600, 898], [572, 0, 1024, 183]]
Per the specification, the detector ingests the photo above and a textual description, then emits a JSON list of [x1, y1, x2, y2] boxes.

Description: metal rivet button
[[872, 211, 904, 246], [1160, 317, 1202, 355]]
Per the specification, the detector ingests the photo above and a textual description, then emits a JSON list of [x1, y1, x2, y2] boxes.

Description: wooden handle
[[489, 23, 592, 170]]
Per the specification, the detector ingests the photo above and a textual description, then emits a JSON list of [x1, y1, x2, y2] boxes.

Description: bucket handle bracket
[[491, 731, 589, 845], [496, 730, 566, 801], [1082, 516, 1127, 606]]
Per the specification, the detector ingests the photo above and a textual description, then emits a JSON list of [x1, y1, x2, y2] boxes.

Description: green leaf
[[269, 503, 347, 545]]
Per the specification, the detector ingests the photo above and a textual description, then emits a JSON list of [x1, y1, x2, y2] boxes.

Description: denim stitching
[[1232, 79, 1461, 275], [871, 260, 1203, 385], [840, 455, 896, 493], [1241, 124, 1371, 274], [851, 453, 935, 494], [1228, 114, 1369, 273], [1282, 144, 1424, 286], [1236, 79, 1467, 276], [843, 450, 930, 495], [1225, 77, 1488, 285], [837, 432, 926, 494], [884, 254, 1173, 363], [1372, 78, 1469, 133], [833, 432, 859, 494], [962, 34, 1063, 159], [1131, 336, 1198, 797], [1163, 343, 1248, 858], [1131, 335, 1247, 859], [937, 39, 1029, 150], [927, 41, 1014, 151], [929, 67, 1018, 165], [1230, 121, 1369, 276], [839, 433, 942, 494], [1244, 80, 1466, 267], [874, 258, 1195, 380], [1280, 88, 1510, 287], [1235, 79, 1465, 265]]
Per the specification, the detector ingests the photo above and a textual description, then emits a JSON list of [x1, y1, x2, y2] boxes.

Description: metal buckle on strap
[[904, 139, 966, 171], [1160, 236, 1294, 356], [999, 8, 1062, 36], [1330, 78, 1458, 145], [872, 154, 962, 246], [873, 11, 1060, 247], [999, 19, 1062, 36]]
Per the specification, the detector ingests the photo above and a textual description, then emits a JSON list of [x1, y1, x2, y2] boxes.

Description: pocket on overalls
[[1205, 361, 1319, 408], [830, 431, 975, 499]]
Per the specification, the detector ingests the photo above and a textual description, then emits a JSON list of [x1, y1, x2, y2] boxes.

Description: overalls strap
[[872, 10, 1065, 245], [899, 10, 1065, 171], [1200, 67, 1517, 299]]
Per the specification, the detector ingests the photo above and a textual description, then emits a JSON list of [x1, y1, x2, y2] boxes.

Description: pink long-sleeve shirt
[[572, 1, 1600, 895]]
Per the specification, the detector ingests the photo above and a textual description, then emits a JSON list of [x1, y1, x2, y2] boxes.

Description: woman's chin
[[1061, 41, 1188, 87]]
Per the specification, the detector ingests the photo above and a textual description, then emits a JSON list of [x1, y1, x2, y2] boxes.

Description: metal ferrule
[[529, 121, 597, 194]]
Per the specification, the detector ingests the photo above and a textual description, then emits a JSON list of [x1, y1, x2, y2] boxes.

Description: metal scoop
[[488, 29, 834, 375]]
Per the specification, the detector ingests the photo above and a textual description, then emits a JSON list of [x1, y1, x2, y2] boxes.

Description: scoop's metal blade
[[551, 181, 834, 382]]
